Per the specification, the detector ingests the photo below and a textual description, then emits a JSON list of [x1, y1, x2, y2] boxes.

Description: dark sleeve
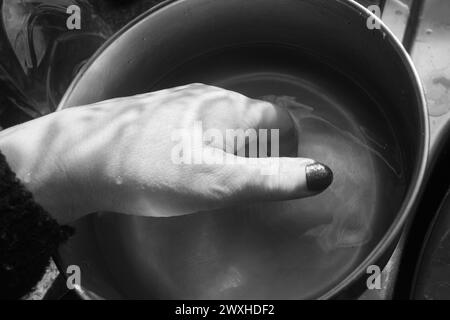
[[0, 151, 74, 299]]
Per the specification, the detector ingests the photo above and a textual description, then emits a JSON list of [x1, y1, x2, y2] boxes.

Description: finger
[[245, 97, 295, 136], [198, 91, 298, 155], [207, 149, 333, 204], [195, 86, 295, 135]]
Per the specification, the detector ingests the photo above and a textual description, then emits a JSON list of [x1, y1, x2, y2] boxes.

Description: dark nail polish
[[306, 162, 333, 192]]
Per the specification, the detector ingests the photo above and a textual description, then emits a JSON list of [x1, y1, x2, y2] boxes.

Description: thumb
[[214, 150, 333, 204]]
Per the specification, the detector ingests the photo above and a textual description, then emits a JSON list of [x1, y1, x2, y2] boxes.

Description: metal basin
[[57, 0, 428, 299]]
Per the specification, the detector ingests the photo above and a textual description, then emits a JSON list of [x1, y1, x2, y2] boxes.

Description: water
[[64, 45, 406, 299], [261, 94, 402, 251]]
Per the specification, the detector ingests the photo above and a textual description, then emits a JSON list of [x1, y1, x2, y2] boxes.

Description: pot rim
[[57, 0, 429, 300]]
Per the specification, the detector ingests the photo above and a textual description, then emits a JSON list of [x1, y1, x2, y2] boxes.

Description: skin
[[0, 84, 321, 224]]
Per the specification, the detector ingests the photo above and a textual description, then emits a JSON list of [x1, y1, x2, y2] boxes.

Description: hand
[[0, 84, 332, 223]]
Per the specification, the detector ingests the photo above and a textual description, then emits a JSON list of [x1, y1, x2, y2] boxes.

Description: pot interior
[[58, 0, 425, 299]]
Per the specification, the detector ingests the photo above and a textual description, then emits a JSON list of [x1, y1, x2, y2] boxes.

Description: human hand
[[0, 84, 332, 223]]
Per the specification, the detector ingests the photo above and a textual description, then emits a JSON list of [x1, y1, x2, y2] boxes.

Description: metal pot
[[56, 0, 428, 299]]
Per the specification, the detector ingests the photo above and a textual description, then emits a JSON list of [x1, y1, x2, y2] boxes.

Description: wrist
[[0, 108, 96, 223]]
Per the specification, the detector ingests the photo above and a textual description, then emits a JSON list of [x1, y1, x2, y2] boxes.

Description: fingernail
[[306, 162, 333, 192]]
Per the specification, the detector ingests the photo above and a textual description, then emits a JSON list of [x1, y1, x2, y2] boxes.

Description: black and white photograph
[[0, 0, 449, 309]]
